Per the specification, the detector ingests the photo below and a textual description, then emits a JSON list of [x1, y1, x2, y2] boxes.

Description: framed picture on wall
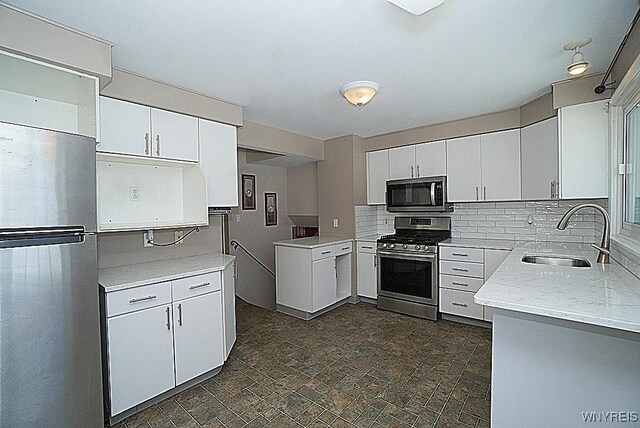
[[242, 174, 256, 210], [264, 192, 277, 226]]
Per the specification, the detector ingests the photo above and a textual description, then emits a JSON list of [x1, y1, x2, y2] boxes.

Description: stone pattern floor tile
[[113, 299, 492, 428]]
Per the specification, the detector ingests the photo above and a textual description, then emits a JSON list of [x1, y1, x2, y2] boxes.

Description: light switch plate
[[333, 218, 339, 228]]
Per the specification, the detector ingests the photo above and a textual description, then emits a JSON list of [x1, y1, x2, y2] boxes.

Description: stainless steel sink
[[521, 255, 591, 268]]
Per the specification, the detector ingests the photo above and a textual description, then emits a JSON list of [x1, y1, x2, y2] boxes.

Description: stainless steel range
[[377, 217, 451, 320]]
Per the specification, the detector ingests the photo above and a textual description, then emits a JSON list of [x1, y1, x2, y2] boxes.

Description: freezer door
[[0, 234, 103, 427], [0, 122, 97, 232]]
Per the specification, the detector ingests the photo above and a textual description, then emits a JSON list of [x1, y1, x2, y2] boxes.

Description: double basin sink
[[522, 255, 591, 268]]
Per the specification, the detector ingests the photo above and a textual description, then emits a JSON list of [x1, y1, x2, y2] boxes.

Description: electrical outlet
[[174, 230, 184, 245], [235, 214, 241, 223], [129, 186, 140, 201], [384, 218, 389, 225], [333, 218, 339, 228], [143, 230, 154, 248]]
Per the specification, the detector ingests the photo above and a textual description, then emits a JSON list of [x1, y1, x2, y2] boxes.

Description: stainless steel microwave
[[386, 176, 453, 212]]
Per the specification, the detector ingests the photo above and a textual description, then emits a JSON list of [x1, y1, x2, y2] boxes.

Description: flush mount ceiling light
[[564, 37, 592, 76], [340, 81, 379, 108], [387, 0, 446, 15]]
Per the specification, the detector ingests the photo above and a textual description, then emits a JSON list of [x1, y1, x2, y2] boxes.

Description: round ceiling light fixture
[[340, 81, 379, 108], [563, 37, 592, 76]]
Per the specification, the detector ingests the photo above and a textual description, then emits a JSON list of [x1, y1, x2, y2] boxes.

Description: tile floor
[[116, 300, 492, 428]]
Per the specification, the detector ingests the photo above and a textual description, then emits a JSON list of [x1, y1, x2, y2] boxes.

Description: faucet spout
[[556, 204, 610, 264]]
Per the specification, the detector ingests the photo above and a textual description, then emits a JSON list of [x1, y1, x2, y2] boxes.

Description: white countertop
[[440, 238, 516, 251], [474, 242, 640, 333], [273, 236, 353, 249], [99, 253, 235, 292], [356, 235, 381, 243]]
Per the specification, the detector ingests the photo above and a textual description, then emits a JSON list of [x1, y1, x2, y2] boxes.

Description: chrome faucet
[[557, 204, 610, 264]]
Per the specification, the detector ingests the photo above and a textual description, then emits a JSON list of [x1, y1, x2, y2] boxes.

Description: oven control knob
[[402, 244, 408, 250], [415, 245, 421, 250], [381, 243, 387, 248], [389, 244, 395, 249]]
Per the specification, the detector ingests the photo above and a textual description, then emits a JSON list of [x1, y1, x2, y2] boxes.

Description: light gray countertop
[[99, 253, 235, 292], [355, 235, 381, 243], [439, 238, 517, 251], [474, 242, 640, 333], [273, 236, 353, 249]]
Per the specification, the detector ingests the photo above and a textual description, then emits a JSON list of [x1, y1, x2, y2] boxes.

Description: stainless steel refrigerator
[[0, 122, 103, 426]]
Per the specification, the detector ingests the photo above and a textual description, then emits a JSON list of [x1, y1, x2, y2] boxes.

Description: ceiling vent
[[387, 0, 446, 15]]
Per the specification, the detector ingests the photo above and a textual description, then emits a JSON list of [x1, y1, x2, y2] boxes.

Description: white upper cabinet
[[199, 119, 239, 207], [480, 129, 521, 201], [559, 100, 609, 199], [150, 108, 199, 162], [98, 97, 151, 157], [415, 140, 446, 178], [521, 117, 559, 200], [366, 150, 389, 205], [388, 145, 416, 179], [446, 135, 482, 202], [99, 97, 199, 162]]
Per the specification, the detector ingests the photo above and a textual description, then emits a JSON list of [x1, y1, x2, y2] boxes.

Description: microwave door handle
[[430, 182, 436, 206]]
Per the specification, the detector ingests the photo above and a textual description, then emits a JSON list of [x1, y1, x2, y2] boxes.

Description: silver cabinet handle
[[362, 245, 373, 249], [145, 133, 150, 155], [322, 250, 331, 255], [452, 282, 468, 287], [156, 135, 160, 156], [178, 303, 183, 326], [411, 165, 414, 178], [475, 186, 479, 201], [374, 254, 377, 267], [483, 186, 487, 201], [165, 307, 171, 330], [452, 302, 468, 307], [451, 267, 468, 272], [233, 262, 238, 280], [416, 164, 420, 177], [452, 253, 468, 257], [189, 282, 210, 290], [341, 246, 350, 250], [129, 295, 157, 304]]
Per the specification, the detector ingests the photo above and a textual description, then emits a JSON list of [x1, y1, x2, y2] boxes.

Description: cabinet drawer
[[440, 260, 483, 278], [172, 273, 221, 301], [334, 241, 353, 256], [312, 245, 335, 260], [440, 246, 484, 263], [106, 282, 172, 317], [440, 274, 484, 292], [439, 289, 484, 320], [357, 242, 377, 253]]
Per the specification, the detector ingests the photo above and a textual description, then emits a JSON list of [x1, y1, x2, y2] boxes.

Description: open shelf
[[97, 153, 208, 232]]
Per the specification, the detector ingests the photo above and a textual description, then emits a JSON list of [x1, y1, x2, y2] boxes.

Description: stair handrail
[[229, 240, 275, 277]]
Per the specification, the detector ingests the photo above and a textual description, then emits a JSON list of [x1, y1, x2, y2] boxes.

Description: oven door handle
[[430, 182, 436, 206], [377, 250, 436, 260]]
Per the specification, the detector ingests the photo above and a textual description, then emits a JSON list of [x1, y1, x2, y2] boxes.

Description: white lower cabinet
[[107, 304, 175, 417], [439, 246, 511, 322], [356, 241, 377, 299], [222, 261, 237, 360]]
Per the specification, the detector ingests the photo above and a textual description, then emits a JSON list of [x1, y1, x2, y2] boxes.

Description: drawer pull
[[452, 253, 468, 257], [451, 267, 468, 272], [166, 307, 171, 330], [342, 246, 350, 250], [452, 302, 468, 308], [452, 282, 468, 287], [129, 295, 157, 304], [362, 245, 373, 249], [189, 282, 210, 290], [322, 250, 332, 255]]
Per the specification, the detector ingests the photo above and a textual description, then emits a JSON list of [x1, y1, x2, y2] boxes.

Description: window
[[624, 102, 640, 225]]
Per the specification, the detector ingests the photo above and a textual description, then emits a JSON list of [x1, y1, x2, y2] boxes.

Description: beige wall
[[520, 92, 556, 127], [352, 135, 367, 206], [101, 68, 243, 126], [0, 3, 113, 87], [98, 215, 223, 269], [551, 73, 610, 109], [238, 120, 324, 160], [229, 150, 293, 310], [287, 162, 318, 216], [365, 108, 521, 152]]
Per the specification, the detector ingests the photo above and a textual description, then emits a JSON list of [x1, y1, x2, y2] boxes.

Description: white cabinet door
[[199, 119, 239, 207], [446, 135, 482, 202], [559, 100, 609, 199], [388, 145, 416, 180], [415, 140, 446, 178], [173, 292, 224, 386], [356, 251, 377, 299], [98, 97, 151, 157], [483, 249, 511, 322], [366, 150, 389, 205], [151, 108, 199, 162], [312, 257, 337, 312], [521, 117, 559, 200], [222, 262, 237, 360], [481, 129, 521, 201], [107, 305, 175, 416]]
